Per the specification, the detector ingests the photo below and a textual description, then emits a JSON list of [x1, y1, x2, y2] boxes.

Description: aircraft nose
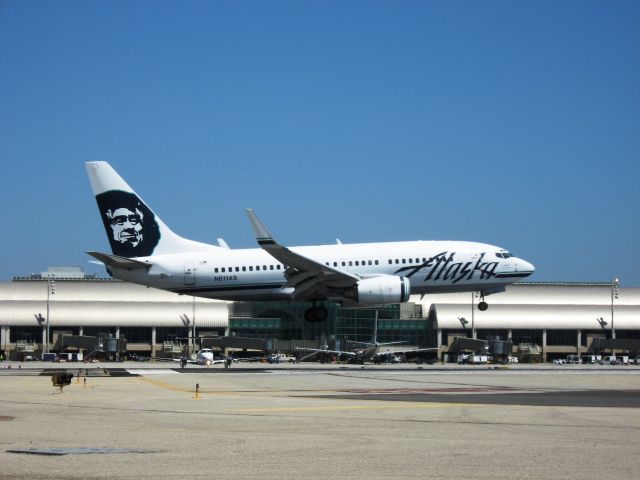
[[517, 258, 535, 277]]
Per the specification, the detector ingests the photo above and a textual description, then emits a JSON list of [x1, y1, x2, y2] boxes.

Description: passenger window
[[235, 267, 239, 272], [395, 259, 399, 264], [242, 266, 247, 272], [388, 259, 392, 264], [368, 260, 372, 265], [355, 261, 359, 266], [221, 267, 225, 273], [402, 259, 406, 264], [375, 260, 379, 265], [333, 262, 337, 267], [277, 265, 281, 270], [270, 265, 274, 270], [349, 261, 353, 266], [249, 266, 253, 271], [342, 261, 346, 267]]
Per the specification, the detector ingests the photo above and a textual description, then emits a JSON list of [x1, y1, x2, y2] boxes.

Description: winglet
[[246, 209, 276, 246]]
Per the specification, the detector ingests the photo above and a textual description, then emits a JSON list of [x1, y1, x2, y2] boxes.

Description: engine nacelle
[[345, 276, 411, 304]]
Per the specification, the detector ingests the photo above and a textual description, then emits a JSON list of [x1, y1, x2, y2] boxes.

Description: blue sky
[[0, 1, 638, 285]]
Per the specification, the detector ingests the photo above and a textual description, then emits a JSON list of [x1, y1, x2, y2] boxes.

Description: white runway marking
[[127, 369, 180, 375]]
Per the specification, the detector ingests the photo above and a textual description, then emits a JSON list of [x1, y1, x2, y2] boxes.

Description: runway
[[20, 363, 640, 408], [1, 363, 639, 479]]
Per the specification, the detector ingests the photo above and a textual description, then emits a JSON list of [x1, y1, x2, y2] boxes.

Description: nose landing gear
[[477, 292, 488, 311]]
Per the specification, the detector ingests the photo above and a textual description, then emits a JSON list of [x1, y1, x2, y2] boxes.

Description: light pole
[[192, 297, 196, 354], [180, 314, 190, 355], [611, 277, 619, 340], [46, 275, 55, 353], [471, 291, 479, 339]]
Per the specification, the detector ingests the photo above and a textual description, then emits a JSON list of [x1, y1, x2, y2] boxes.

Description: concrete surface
[[1, 363, 639, 479]]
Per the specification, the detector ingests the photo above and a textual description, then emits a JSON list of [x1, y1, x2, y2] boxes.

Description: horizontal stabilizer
[[86, 251, 151, 270]]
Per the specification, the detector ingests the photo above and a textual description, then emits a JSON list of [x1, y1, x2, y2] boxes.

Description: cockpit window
[[496, 251, 513, 259]]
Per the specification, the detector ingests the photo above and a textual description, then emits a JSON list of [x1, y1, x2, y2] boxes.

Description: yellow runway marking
[[133, 377, 498, 409], [135, 376, 236, 396], [135, 376, 320, 396], [133, 377, 497, 410], [136, 376, 191, 392]]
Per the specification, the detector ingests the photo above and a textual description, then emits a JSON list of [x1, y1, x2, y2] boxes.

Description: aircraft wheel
[[478, 301, 488, 311], [304, 306, 328, 323], [304, 308, 315, 322], [314, 306, 328, 321]]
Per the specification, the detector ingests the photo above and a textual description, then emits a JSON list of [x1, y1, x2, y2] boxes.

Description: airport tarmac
[[1, 363, 639, 479]]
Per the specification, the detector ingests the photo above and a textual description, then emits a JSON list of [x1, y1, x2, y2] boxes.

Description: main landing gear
[[304, 304, 328, 323]]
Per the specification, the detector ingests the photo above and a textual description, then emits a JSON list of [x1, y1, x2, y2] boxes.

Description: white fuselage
[[109, 240, 534, 303], [196, 349, 215, 365]]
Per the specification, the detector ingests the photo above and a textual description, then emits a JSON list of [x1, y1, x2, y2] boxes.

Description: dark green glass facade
[[229, 302, 432, 348]]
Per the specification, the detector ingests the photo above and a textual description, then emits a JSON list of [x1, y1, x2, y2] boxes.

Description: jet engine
[[345, 276, 411, 304]]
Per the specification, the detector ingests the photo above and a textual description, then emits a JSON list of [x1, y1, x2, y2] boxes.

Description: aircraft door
[[184, 262, 196, 286]]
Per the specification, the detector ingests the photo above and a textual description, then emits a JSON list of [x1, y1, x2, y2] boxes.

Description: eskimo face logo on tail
[[95, 190, 160, 257]]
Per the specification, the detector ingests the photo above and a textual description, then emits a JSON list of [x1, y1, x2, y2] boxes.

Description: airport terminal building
[[1, 267, 639, 361]]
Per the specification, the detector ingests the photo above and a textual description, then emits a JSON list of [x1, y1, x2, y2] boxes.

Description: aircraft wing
[[296, 347, 356, 362], [246, 209, 359, 300], [348, 340, 407, 348], [296, 347, 355, 357], [374, 347, 439, 357]]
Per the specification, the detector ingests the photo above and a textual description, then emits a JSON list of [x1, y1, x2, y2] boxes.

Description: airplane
[[85, 161, 535, 322], [195, 348, 217, 365], [172, 348, 230, 366]]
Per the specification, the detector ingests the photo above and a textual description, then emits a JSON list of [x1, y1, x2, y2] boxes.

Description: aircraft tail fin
[[85, 161, 219, 258]]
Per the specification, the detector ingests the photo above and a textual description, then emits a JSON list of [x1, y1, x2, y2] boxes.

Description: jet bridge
[[517, 343, 543, 363], [588, 338, 640, 355], [201, 336, 267, 351], [448, 337, 489, 355], [52, 334, 127, 360]]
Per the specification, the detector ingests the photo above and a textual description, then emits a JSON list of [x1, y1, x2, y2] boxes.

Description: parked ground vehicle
[[267, 353, 296, 364], [467, 355, 488, 365], [457, 354, 487, 365], [600, 355, 629, 365], [582, 355, 601, 364]]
